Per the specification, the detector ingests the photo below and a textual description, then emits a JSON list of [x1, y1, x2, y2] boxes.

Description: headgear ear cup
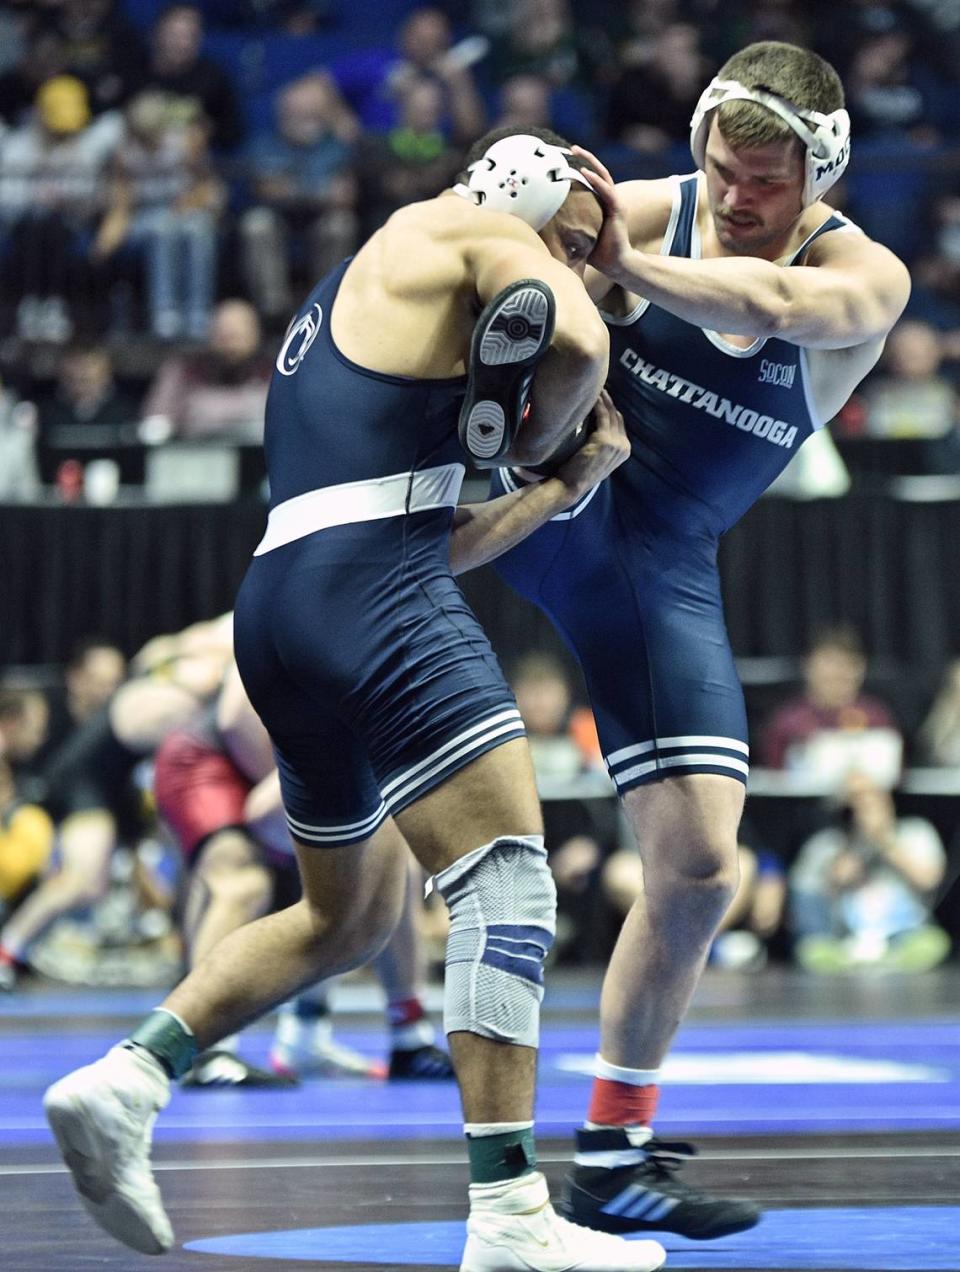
[[689, 77, 850, 206], [453, 133, 593, 230]]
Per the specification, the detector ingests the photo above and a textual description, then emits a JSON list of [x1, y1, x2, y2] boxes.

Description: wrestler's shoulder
[[616, 176, 683, 252]]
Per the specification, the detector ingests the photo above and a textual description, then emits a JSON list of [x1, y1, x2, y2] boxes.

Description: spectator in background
[[0, 753, 54, 927], [860, 320, 960, 470], [917, 660, 960, 768], [93, 91, 224, 340], [142, 3, 243, 151], [789, 771, 950, 973], [335, 6, 487, 145], [604, 22, 713, 165], [354, 77, 461, 241], [0, 26, 67, 127], [571, 0, 700, 77], [385, 6, 487, 144], [491, 0, 583, 88], [730, 0, 810, 49], [511, 653, 614, 962], [0, 74, 122, 341], [37, 344, 139, 435], [0, 612, 234, 992], [141, 298, 271, 441], [762, 626, 902, 786], [240, 74, 358, 324], [0, 5, 28, 81], [195, 0, 336, 34], [511, 652, 601, 781], [49, 0, 147, 116], [844, 28, 933, 141], [494, 74, 554, 131], [0, 690, 50, 790], [0, 379, 40, 499], [36, 343, 140, 485], [40, 636, 128, 762], [840, 26, 941, 263]]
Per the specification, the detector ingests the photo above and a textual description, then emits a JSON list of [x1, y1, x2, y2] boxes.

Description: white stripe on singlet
[[255, 463, 465, 555]]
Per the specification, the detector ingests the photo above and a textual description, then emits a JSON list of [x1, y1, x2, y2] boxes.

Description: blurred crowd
[[0, 0, 958, 492], [2, 617, 957, 995]]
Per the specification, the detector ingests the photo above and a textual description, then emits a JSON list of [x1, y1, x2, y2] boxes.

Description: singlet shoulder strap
[[668, 173, 700, 259], [787, 212, 852, 266]]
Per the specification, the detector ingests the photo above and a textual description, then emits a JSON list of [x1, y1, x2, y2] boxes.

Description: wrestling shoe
[[561, 1129, 761, 1239], [462, 1170, 665, 1272], [181, 1049, 298, 1088], [269, 1035, 387, 1080], [459, 278, 555, 467], [0, 949, 28, 991], [44, 1044, 173, 1254], [388, 1043, 455, 1080]]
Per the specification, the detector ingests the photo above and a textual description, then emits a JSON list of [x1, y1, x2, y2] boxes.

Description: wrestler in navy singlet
[[492, 173, 849, 794], [234, 260, 524, 847]]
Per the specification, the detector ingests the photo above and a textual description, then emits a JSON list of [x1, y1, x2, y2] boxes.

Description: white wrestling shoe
[[462, 1171, 666, 1272], [44, 1044, 173, 1254], [269, 1006, 387, 1080]]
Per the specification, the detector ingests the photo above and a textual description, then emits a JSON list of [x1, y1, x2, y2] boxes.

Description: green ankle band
[[466, 1127, 537, 1185], [126, 1009, 198, 1079]]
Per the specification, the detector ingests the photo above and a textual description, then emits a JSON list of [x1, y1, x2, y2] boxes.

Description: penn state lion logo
[[277, 303, 323, 376]]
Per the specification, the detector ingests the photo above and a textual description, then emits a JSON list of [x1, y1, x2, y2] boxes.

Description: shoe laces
[[635, 1138, 706, 1196]]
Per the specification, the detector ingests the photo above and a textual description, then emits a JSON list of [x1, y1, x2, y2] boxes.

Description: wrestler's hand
[[571, 145, 635, 282], [554, 389, 629, 497]]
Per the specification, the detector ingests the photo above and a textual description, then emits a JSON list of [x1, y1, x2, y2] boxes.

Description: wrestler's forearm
[[606, 246, 907, 347], [449, 478, 575, 575], [609, 247, 787, 337]]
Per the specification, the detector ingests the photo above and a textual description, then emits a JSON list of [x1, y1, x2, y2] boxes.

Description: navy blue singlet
[[234, 260, 525, 847], [492, 174, 849, 794]]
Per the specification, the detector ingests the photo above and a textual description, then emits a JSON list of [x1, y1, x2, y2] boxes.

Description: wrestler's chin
[[715, 220, 765, 254]]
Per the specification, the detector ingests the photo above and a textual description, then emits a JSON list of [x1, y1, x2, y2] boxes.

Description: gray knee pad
[[434, 835, 556, 1048]]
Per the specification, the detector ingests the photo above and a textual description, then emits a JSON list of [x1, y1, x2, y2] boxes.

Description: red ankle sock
[[587, 1076, 660, 1128], [386, 996, 426, 1028]]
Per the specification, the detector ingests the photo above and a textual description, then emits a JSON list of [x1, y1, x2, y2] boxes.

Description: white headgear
[[689, 77, 850, 206], [453, 133, 593, 231]]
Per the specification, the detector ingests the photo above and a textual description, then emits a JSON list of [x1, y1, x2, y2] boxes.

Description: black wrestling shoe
[[181, 1050, 299, 1089], [458, 278, 555, 467], [388, 1043, 456, 1080], [559, 1129, 761, 1239]]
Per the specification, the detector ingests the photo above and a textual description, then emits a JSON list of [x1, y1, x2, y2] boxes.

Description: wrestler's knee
[[195, 830, 273, 911], [638, 816, 741, 916]]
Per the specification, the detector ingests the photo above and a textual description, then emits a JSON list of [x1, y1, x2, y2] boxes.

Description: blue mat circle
[[186, 1205, 960, 1268]]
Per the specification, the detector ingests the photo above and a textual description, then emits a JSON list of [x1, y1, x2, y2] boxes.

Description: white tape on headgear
[[453, 133, 593, 231], [690, 77, 850, 205]]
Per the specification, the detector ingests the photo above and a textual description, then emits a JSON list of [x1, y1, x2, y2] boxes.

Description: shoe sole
[[44, 1086, 173, 1254], [459, 279, 556, 466], [461, 1233, 667, 1271], [268, 1050, 388, 1080]]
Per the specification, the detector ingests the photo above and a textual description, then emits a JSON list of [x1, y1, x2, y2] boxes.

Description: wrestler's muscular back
[[331, 193, 601, 383]]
